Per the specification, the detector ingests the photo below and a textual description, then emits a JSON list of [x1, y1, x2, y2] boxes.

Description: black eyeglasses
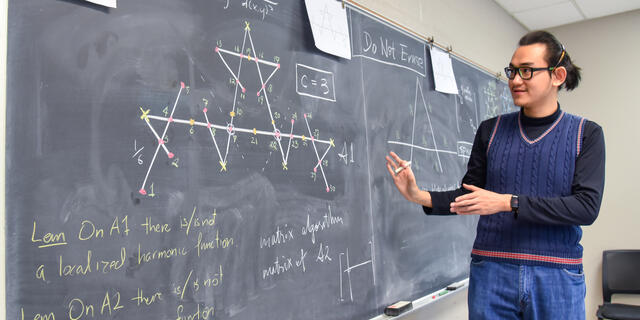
[[504, 66, 554, 80]]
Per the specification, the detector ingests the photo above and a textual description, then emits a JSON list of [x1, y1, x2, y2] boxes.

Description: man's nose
[[510, 72, 524, 85]]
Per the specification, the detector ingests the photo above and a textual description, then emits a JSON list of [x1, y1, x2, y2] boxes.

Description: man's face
[[508, 43, 556, 109]]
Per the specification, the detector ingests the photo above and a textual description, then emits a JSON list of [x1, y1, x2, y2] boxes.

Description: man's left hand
[[450, 184, 511, 215]]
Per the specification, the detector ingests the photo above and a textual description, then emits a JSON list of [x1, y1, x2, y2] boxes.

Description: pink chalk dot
[[158, 139, 164, 144], [207, 123, 212, 128], [168, 117, 174, 122], [255, 57, 259, 63], [215, 47, 219, 52], [139, 189, 147, 195], [314, 167, 317, 173], [257, 91, 261, 97], [180, 82, 185, 89], [168, 152, 175, 159], [240, 54, 244, 59], [203, 108, 208, 113], [290, 134, 293, 139], [262, 84, 266, 89], [311, 136, 315, 142], [277, 64, 280, 69], [291, 119, 295, 125], [326, 187, 330, 193], [241, 87, 246, 93], [304, 113, 307, 119]]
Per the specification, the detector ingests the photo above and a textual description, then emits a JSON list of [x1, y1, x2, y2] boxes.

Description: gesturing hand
[[385, 152, 420, 203], [450, 184, 511, 215]]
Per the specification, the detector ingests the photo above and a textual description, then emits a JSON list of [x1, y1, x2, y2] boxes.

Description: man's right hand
[[385, 151, 432, 207]]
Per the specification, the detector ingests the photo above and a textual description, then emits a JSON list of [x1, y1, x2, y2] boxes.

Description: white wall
[[549, 9, 640, 319]]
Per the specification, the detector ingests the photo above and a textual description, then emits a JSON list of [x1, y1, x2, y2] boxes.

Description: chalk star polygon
[[137, 23, 335, 195]]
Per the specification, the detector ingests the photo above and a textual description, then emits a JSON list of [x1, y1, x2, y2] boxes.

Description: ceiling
[[493, 0, 640, 30]]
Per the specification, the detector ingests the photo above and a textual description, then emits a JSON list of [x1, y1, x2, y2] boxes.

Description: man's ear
[[552, 66, 567, 88]]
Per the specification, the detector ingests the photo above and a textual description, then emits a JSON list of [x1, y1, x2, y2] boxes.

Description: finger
[[404, 166, 414, 177], [451, 205, 474, 214], [456, 209, 477, 215], [385, 155, 399, 170], [451, 199, 476, 209], [389, 152, 407, 166], [453, 208, 474, 215], [454, 193, 477, 202], [386, 162, 397, 177], [385, 155, 398, 168], [454, 205, 479, 215], [462, 184, 480, 191]]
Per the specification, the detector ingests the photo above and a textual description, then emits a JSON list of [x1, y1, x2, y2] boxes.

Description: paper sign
[[304, 0, 351, 59], [430, 46, 458, 95], [86, 0, 117, 8]]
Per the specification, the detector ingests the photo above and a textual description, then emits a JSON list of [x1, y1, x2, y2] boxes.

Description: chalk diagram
[[387, 77, 472, 172], [455, 78, 479, 151], [456, 79, 479, 135], [339, 241, 376, 302], [309, 1, 351, 45], [499, 84, 517, 114], [480, 80, 516, 120], [137, 22, 335, 195]]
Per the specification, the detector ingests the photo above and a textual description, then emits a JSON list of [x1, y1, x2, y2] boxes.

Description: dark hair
[[518, 30, 581, 91]]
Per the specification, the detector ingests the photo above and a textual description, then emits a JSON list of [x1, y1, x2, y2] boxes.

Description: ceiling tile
[[514, 2, 584, 30], [494, 0, 568, 13], [575, 0, 640, 19]]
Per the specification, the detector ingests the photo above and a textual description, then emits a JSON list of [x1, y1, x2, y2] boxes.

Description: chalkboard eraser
[[446, 280, 466, 291], [384, 301, 412, 316]]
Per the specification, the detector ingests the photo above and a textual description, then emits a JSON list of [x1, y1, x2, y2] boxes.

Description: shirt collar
[[520, 103, 562, 126]]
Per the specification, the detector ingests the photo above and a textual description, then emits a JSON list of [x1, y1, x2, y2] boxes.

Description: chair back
[[602, 250, 640, 302]]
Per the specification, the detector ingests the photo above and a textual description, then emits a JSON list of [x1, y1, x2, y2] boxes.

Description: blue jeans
[[468, 259, 586, 319]]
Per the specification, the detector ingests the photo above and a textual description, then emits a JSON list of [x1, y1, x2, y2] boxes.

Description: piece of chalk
[[384, 301, 412, 316], [394, 161, 412, 174]]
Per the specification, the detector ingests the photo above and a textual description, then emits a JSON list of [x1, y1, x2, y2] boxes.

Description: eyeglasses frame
[[504, 66, 555, 80]]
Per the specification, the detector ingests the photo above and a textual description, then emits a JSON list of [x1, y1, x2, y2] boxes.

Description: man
[[386, 31, 605, 319]]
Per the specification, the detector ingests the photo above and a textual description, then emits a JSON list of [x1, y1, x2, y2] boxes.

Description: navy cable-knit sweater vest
[[471, 110, 587, 269]]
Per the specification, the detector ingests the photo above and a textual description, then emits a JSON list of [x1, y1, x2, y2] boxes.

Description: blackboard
[[5, 1, 516, 319]]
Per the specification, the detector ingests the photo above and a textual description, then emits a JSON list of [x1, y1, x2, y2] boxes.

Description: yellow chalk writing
[[141, 216, 171, 235], [131, 288, 163, 306], [32, 221, 67, 248], [101, 291, 123, 316], [137, 243, 188, 265]]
